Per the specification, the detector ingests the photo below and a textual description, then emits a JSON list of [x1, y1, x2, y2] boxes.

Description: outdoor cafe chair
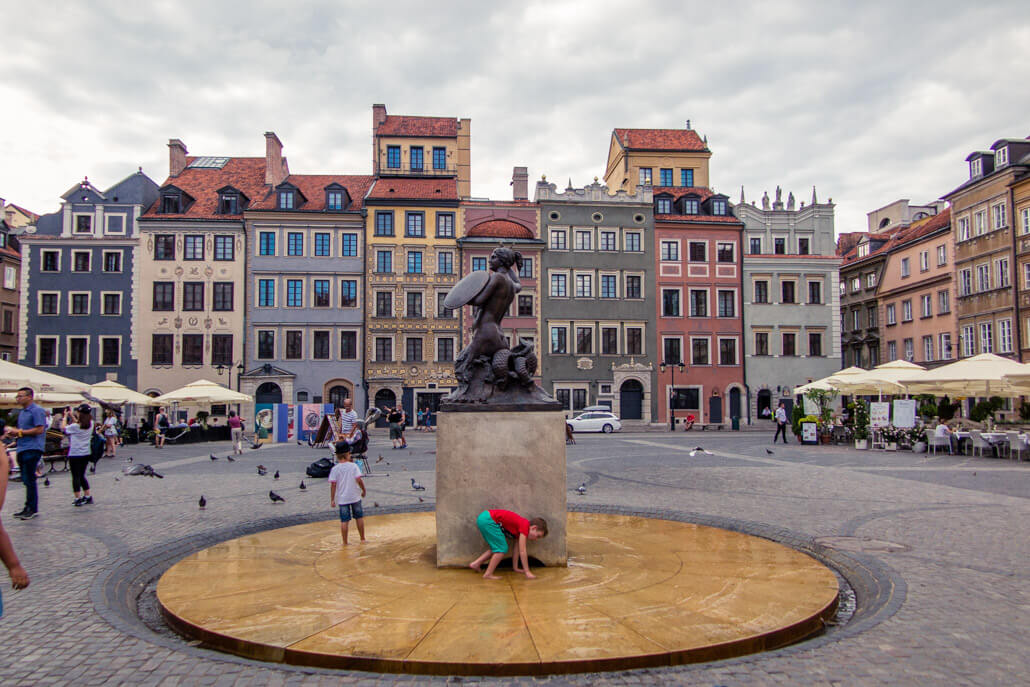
[[928, 433, 951, 455], [1005, 431, 1025, 461], [968, 430, 991, 458]]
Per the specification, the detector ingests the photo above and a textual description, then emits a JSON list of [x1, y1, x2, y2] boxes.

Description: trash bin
[[731, 416, 740, 431]]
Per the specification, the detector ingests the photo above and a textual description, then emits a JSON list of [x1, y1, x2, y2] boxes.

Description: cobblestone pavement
[[1, 430, 1027, 686]]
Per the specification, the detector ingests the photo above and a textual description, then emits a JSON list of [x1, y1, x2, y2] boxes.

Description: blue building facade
[[20, 172, 160, 387]]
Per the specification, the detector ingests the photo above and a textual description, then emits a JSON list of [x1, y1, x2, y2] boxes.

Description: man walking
[[4, 388, 47, 519], [773, 401, 789, 444]]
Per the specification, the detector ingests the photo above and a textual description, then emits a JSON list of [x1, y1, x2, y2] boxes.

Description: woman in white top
[[102, 410, 119, 459], [63, 405, 95, 506]]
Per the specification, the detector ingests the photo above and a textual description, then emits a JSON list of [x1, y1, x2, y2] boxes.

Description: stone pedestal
[[436, 409, 567, 567]]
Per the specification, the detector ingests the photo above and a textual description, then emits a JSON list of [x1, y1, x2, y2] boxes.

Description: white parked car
[[567, 411, 622, 433]]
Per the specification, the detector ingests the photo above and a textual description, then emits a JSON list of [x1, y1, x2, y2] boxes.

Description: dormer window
[[656, 198, 672, 214], [160, 194, 181, 214], [327, 191, 344, 210], [712, 199, 727, 215], [278, 191, 295, 210], [74, 215, 93, 233], [970, 158, 982, 178], [219, 193, 239, 215], [858, 244, 870, 258], [996, 146, 1008, 167], [682, 198, 699, 214]]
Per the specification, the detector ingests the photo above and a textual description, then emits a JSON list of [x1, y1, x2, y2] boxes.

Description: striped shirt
[[338, 409, 358, 436]]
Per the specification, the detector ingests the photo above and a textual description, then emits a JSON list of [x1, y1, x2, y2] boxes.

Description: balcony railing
[[379, 164, 457, 177]]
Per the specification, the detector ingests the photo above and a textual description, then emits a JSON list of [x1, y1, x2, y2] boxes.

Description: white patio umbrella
[[88, 380, 160, 406], [999, 369, 1030, 394], [0, 391, 86, 408], [0, 359, 90, 394], [794, 366, 866, 395], [827, 360, 927, 399], [900, 353, 1028, 398], [155, 379, 253, 405]]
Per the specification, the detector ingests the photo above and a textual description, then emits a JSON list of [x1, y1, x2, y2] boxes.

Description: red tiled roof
[[249, 174, 374, 212], [142, 157, 269, 219], [377, 115, 459, 138], [891, 208, 951, 246], [6, 204, 39, 221], [466, 220, 534, 239], [836, 232, 867, 257], [656, 214, 742, 224], [614, 128, 707, 152], [367, 178, 458, 201], [653, 186, 714, 202]]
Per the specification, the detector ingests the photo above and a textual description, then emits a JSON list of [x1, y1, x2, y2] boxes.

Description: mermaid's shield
[[443, 270, 490, 309]]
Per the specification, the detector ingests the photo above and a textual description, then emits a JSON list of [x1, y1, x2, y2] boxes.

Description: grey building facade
[[19, 172, 159, 387], [241, 174, 373, 414], [536, 179, 657, 424], [737, 187, 841, 420]]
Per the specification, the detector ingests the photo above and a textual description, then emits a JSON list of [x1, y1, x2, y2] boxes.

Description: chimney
[[168, 139, 188, 177], [372, 104, 388, 175], [511, 166, 529, 201], [264, 132, 288, 186]]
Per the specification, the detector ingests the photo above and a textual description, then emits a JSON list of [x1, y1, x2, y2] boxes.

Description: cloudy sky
[[2, 1, 1028, 234]]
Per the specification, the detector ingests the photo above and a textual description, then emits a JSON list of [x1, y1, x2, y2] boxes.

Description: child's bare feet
[[483, 574, 501, 580], [469, 562, 481, 571]]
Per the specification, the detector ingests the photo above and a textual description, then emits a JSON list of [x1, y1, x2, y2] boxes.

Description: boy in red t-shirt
[[469, 509, 548, 580]]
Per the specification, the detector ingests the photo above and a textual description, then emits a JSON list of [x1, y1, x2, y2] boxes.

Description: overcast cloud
[[1, 0, 1028, 233]]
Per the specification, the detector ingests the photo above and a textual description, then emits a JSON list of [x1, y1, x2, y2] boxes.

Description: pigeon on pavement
[[299, 480, 306, 491], [411, 478, 426, 491], [198, 495, 206, 510], [376, 454, 384, 463], [689, 446, 713, 456], [274, 470, 280, 480], [269, 490, 286, 503], [257, 465, 267, 476], [226, 454, 235, 462], [575, 483, 587, 495], [766, 449, 775, 455], [210, 454, 218, 461]]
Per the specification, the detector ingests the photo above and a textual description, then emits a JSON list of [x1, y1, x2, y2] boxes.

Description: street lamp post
[[659, 360, 685, 432]]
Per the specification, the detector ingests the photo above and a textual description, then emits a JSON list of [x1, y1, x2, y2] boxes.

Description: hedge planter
[[855, 439, 868, 450]]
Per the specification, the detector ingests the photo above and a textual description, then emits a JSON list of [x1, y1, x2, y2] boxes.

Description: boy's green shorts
[[476, 510, 508, 553]]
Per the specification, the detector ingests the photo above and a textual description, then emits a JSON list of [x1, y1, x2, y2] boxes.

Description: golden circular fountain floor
[[157, 512, 839, 675]]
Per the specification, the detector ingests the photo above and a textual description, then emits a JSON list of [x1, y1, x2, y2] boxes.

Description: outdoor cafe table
[[953, 431, 1028, 454]]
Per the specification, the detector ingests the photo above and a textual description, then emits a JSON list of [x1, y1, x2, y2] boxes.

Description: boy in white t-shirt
[[328, 445, 366, 545]]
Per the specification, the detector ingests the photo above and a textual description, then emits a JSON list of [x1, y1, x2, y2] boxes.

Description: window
[[204, 333, 231, 366], [340, 280, 357, 307], [960, 268, 973, 296], [903, 338, 914, 362], [997, 258, 1010, 288], [184, 235, 204, 260], [575, 230, 592, 251], [712, 199, 727, 215], [961, 325, 975, 357], [656, 198, 672, 214], [258, 279, 275, 307], [939, 289, 950, 314], [971, 157, 983, 177], [774, 237, 786, 255], [340, 331, 357, 359], [314, 233, 331, 257], [781, 281, 796, 304], [550, 274, 567, 297], [681, 169, 694, 186], [975, 210, 986, 235], [208, 282, 232, 312], [626, 327, 642, 355], [662, 289, 681, 317], [407, 251, 424, 274], [886, 303, 896, 325], [662, 338, 681, 365], [572, 389, 588, 411], [41, 250, 60, 272], [341, 233, 357, 257], [809, 332, 822, 357], [782, 333, 796, 356], [959, 216, 971, 241], [406, 292, 423, 318], [519, 257, 533, 278], [754, 280, 768, 304], [549, 229, 567, 250], [852, 309, 860, 330], [887, 341, 897, 361], [287, 232, 303, 256], [153, 282, 174, 311], [375, 292, 392, 317], [660, 241, 679, 261], [808, 281, 821, 304], [691, 338, 710, 365], [940, 332, 953, 360], [575, 274, 593, 298], [433, 147, 447, 170], [600, 274, 617, 299], [551, 326, 568, 354], [437, 292, 454, 318], [72, 251, 91, 272], [103, 293, 121, 315], [64, 337, 87, 366], [868, 306, 878, 327], [436, 213, 455, 238], [923, 336, 934, 363], [105, 214, 124, 234], [937, 244, 947, 266], [921, 294, 932, 318], [866, 273, 877, 288], [749, 237, 762, 254], [659, 168, 673, 186], [410, 146, 423, 171], [75, 215, 92, 234], [977, 263, 991, 292], [312, 331, 330, 360], [993, 202, 1007, 229], [639, 168, 652, 185], [37, 337, 58, 366], [259, 232, 276, 255], [429, 251, 450, 275], [214, 235, 234, 261], [682, 198, 699, 214], [160, 195, 181, 214], [100, 337, 120, 366], [1022, 208, 1030, 235], [625, 232, 641, 252], [900, 257, 910, 277], [996, 146, 1009, 166], [599, 231, 616, 251], [517, 294, 533, 316], [386, 145, 400, 168], [183, 282, 204, 311], [717, 290, 735, 317], [755, 332, 769, 356], [798, 238, 810, 255], [625, 275, 641, 299], [375, 211, 394, 236], [405, 212, 425, 238], [375, 337, 392, 362], [999, 319, 1013, 353], [103, 251, 121, 272], [717, 242, 734, 263], [980, 322, 993, 354], [719, 339, 736, 365], [437, 337, 454, 362], [286, 279, 303, 307], [39, 293, 58, 315], [472, 257, 487, 272], [689, 289, 707, 317], [313, 280, 330, 307], [257, 331, 275, 359], [327, 190, 345, 210], [182, 334, 203, 365], [376, 250, 392, 273], [919, 251, 929, 272], [601, 327, 618, 355], [576, 326, 593, 355], [285, 331, 303, 360], [902, 300, 912, 322], [688, 242, 706, 262], [278, 191, 295, 209]]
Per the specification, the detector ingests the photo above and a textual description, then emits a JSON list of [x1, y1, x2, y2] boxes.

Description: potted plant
[[880, 425, 903, 451], [790, 404, 805, 440], [909, 426, 927, 453], [851, 401, 869, 449]]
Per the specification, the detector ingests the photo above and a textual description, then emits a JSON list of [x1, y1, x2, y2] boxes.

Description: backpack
[[306, 457, 333, 479]]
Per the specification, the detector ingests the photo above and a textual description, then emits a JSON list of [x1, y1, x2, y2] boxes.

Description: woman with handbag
[[63, 405, 96, 507]]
